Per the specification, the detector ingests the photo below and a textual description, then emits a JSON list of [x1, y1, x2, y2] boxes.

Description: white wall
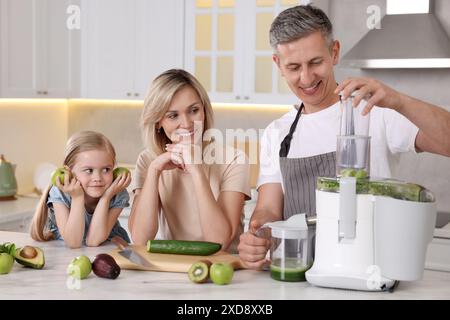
[[0, 100, 68, 194], [68, 100, 143, 165]]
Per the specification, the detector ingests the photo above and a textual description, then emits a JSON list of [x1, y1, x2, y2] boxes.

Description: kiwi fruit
[[188, 260, 212, 283]]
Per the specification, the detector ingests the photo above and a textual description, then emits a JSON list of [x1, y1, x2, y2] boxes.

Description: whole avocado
[[92, 254, 121, 279]]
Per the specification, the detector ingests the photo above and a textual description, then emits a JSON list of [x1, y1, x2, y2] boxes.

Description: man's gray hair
[[269, 4, 333, 51]]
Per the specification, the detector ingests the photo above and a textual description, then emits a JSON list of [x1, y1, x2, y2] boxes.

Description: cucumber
[[147, 240, 222, 256]]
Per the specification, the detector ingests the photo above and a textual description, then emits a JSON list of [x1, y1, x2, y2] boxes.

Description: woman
[[129, 69, 250, 252]]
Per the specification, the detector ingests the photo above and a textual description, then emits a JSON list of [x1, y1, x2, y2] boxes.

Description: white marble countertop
[[0, 195, 39, 224], [1, 231, 450, 300]]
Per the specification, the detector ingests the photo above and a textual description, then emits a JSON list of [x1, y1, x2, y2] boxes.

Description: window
[[386, 0, 429, 15]]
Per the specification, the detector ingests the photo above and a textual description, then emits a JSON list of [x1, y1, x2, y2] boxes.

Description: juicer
[[305, 94, 437, 291]]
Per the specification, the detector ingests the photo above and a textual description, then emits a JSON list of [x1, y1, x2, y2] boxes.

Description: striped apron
[[279, 103, 336, 219]]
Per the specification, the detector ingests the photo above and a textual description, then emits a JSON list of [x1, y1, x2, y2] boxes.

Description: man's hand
[[238, 219, 271, 270], [335, 77, 404, 115]]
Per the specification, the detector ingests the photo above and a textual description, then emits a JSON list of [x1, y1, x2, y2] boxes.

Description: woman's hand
[[55, 172, 84, 199], [102, 172, 131, 200], [166, 143, 202, 174], [335, 77, 404, 115], [149, 151, 184, 173]]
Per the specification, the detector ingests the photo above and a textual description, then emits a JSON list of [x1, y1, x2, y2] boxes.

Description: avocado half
[[15, 246, 45, 269]]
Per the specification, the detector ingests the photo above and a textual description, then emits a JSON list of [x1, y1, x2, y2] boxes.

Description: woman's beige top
[[132, 142, 251, 253]]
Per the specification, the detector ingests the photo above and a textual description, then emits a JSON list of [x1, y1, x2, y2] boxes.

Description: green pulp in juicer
[[317, 176, 369, 194], [316, 177, 434, 202], [339, 168, 368, 179], [270, 258, 312, 282]]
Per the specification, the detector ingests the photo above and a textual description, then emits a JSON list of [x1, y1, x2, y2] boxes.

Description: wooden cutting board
[[109, 245, 246, 273]]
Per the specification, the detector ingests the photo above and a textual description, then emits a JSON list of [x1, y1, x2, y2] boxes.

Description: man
[[238, 5, 450, 269]]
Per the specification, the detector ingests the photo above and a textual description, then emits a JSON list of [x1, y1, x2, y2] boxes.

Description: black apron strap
[[279, 103, 305, 158]]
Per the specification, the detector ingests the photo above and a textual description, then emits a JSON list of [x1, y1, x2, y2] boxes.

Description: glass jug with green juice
[[257, 214, 315, 282]]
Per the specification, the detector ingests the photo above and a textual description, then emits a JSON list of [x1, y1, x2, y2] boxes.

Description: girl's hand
[[149, 151, 184, 173], [55, 172, 84, 199], [103, 172, 131, 200], [166, 143, 202, 174]]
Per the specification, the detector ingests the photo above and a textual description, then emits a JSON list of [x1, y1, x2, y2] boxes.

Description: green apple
[[51, 167, 71, 186], [113, 167, 130, 180], [209, 262, 234, 285], [67, 255, 92, 280], [0, 253, 14, 275]]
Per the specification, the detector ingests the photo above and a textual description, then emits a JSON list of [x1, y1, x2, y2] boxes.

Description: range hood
[[341, 13, 450, 69]]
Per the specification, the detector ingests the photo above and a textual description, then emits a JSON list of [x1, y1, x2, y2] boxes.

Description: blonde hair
[[30, 131, 116, 241], [141, 69, 214, 157]]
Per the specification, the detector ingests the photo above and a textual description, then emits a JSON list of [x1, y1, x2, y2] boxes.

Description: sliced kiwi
[[188, 260, 212, 284]]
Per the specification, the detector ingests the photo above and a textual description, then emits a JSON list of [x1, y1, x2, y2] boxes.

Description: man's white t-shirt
[[257, 101, 419, 190]]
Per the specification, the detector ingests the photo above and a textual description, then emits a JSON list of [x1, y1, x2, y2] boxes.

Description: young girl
[[30, 131, 131, 248], [129, 69, 251, 253]]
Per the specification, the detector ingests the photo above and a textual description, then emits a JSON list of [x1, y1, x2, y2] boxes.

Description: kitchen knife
[[111, 236, 153, 270]]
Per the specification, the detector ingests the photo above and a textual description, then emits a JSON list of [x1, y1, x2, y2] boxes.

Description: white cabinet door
[[243, 0, 299, 105], [0, 0, 75, 98], [1, 0, 37, 97], [134, 0, 184, 97], [184, 0, 300, 104], [82, 0, 184, 99], [82, 0, 136, 99], [184, 0, 243, 103], [42, 0, 77, 98]]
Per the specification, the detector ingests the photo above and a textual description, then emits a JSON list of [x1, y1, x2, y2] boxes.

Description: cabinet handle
[[244, 96, 249, 100], [43, 91, 48, 95], [235, 95, 241, 100], [127, 92, 132, 97], [37, 91, 42, 94], [134, 93, 139, 97]]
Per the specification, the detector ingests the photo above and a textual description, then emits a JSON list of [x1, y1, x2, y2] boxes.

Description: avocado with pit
[[15, 245, 45, 269]]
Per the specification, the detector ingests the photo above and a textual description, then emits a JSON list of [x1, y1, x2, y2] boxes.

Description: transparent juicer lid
[[336, 91, 371, 178], [261, 214, 310, 239]]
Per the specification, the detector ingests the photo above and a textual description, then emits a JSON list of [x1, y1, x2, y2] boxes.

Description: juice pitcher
[[257, 214, 315, 282]]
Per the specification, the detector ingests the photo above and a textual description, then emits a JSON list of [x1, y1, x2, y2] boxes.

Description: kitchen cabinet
[[0, 0, 78, 98], [184, 0, 300, 104], [81, 0, 184, 99]]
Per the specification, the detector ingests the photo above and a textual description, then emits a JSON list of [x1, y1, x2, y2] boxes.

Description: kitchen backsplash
[[0, 99, 288, 194], [0, 100, 68, 196], [1, 99, 449, 212]]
